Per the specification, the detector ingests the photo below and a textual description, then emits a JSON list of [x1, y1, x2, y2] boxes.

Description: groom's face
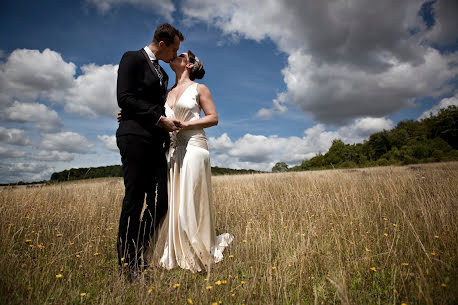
[[160, 35, 180, 63]]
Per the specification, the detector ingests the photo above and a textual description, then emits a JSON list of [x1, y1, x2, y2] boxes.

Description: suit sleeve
[[116, 52, 161, 124]]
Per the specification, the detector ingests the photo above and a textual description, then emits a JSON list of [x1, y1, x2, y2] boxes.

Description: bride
[[153, 50, 233, 273]]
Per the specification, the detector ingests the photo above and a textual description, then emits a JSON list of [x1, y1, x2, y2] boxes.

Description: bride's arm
[[180, 84, 218, 130]]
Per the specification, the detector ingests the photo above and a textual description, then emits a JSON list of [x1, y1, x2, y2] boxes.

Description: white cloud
[[0, 48, 75, 101], [85, 0, 175, 20], [418, 94, 458, 120], [1, 48, 119, 120], [279, 48, 458, 124], [2, 101, 62, 131], [424, 0, 458, 46], [31, 150, 74, 162], [40, 132, 93, 153], [62, 64, 118, 118], [0, 146, 26, 158], [209, 116, 394, 171], [0, 161, 53, 183], [97, 134, 118, 151], [0, 127, 31, 146], [181, 0, 458, 124]]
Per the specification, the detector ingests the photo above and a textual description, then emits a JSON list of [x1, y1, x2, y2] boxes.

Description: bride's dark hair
[[187, 50, 205, 81]]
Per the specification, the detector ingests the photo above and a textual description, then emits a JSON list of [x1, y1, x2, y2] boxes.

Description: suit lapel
[[140, 49, 160, 80], [140, 49, 168, 93]]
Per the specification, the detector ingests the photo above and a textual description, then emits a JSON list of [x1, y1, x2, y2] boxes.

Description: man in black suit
[[116, 23, 183, 277]]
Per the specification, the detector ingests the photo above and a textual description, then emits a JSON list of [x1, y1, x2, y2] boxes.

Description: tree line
[[49, 165, 263, 182], [272, 105, 458, 172]]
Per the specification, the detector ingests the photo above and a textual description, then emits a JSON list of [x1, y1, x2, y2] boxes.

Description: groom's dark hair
[[152, 23, 184, 46]]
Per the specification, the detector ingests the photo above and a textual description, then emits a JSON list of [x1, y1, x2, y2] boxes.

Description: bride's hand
[[117, 109, 122, 122], [179, 121, 190, 129]]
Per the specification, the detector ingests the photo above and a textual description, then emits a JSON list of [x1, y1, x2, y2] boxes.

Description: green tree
[[272, 162, 289, 172]]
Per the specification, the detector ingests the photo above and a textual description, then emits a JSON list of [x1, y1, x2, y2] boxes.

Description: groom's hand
[[158, 117, 182, 132]]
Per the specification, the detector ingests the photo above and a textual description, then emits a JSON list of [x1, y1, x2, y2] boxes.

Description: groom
[[116, 23, 183, 277]]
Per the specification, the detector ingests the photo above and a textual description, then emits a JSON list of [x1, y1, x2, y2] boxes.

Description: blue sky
[[0, 0, 457, 183]]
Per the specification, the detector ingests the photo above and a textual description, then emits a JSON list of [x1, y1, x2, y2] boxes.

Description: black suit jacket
[[116, 49, 169, 145]]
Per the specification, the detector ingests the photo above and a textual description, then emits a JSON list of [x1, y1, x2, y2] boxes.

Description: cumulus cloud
[[181, 0, 458, 124], [0, 48, 75, 101], [209, 116, 394, 171], [424, 0, 458, 46], [31, 150, 74, 162], [62, 64, 118, 118], [0, 127, 30, 146], [40, 132, 93, 153], [418, 94, 458, 120], [0, 161, 53, 183], [279, 48, 457, 124], [2, 101, 62, 131], [0, 48, 118, 120], [85, 0, 175, 20], [97, 134, 118, 151], [0, 146, 26, 158]]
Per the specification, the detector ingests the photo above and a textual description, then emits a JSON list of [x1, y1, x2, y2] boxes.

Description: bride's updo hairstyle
[[187, 50, 205, 81]]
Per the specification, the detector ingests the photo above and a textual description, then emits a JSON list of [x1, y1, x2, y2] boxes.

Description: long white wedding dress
[[155, 82, 233, 273]]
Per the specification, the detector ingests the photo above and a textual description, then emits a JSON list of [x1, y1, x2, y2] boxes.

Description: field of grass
[[1, 162, 457, 304]]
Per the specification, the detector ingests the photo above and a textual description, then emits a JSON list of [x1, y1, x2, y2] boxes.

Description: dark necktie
[[152, 60, 163, 86]]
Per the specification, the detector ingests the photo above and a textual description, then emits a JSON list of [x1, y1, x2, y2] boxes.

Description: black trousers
[[116, 134, 168, 269]]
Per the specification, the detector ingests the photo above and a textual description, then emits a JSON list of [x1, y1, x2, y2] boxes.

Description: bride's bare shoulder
[[196, 83, 210, 94]]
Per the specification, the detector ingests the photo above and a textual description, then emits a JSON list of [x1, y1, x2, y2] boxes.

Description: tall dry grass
[[1, 162, 457, 304]]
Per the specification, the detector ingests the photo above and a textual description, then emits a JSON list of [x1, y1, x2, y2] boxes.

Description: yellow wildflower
[[228, 254, 234, 258], [392, 223, 397, 227], [272, 266, 276, 270], [187, 299, 193, 304], [56, 234, 63, 237], [75, 254, 81, 258], [231, 293, 235, 297], [434, 235, 439, 239], [56, 274, 63, 278], [173, 283, 180, 289], [25, 239, 32, 243], [206, 285, 213, 290], [94, 252, 100, 256], [242, 240, 247, 243], [123, 263, 128, 267], [402, 263, 409, 266], [431, 252, 436, 256], [29, 244, 34, 248], [80, 293, 86, 296], [120, 257, 125, 262], [441, 283, 447, 287], [401, 303, 407, 305], [383, 233, 388, 237], [240, 280, 245, 285], [222, 280, 227, 284], [37, 244, 45, 249], [215, 280, 222, 285], [370, 267, 376, 272], [27, 286, 32, 291]]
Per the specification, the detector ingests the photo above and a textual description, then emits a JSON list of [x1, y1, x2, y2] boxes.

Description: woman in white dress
[[154, 50, 233, 273]]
